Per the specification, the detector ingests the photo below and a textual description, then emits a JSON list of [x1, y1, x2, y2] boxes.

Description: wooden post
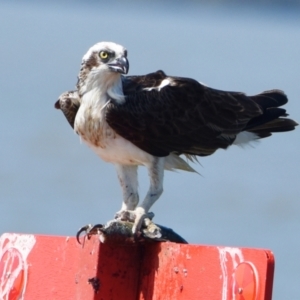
[[0, 233, 274, 299]]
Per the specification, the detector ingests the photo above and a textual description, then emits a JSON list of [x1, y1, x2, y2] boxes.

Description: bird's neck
[[77, 69, 125, 105], [74, 72, 125, 147], [107, 76, 125, 104]]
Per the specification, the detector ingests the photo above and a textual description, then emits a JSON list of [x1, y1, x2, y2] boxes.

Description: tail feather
[[244, 90, 297, 138], [249, 118, 298, 138], [246, 107, 287, 130], [250, 89, 288, 108]]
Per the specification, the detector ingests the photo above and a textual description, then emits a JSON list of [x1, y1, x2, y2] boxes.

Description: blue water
[[0, 1, 299, 298]]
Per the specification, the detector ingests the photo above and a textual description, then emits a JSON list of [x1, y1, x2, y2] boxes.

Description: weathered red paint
[[0, 233, 274, 300], [138, 243, 274, 300]]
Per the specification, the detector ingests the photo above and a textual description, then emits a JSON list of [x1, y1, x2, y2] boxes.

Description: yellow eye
[[99, 51, 109, 60]]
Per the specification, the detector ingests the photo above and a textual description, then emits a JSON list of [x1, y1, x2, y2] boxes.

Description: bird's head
[[77, 42, 129, 97]]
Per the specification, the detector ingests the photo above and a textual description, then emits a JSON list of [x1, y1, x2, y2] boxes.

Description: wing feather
[[106, 71, 265, 157], [55, 91, 80, 129]]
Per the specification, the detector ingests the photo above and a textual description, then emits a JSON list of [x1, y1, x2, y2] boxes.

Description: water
[[0, 1, 299, 298]]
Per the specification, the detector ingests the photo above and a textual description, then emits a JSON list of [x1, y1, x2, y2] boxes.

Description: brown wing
[[106, 71, 297, 157], [55, 91, 80, 129]]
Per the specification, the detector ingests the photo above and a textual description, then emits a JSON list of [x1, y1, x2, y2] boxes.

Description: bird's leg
[[114, 158, 164, 234], [114, 164, 139, 221], [132, 157, 164, 234]]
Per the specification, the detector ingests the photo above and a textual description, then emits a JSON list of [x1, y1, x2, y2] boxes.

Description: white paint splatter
[[218, 247, 244, 300], [0, 233, 36, 300]]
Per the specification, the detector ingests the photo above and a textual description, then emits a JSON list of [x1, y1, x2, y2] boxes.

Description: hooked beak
[[108, 56, 129, 74]]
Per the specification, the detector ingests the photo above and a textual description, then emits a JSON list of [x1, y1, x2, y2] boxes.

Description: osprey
[[55, 41, 297, 234]]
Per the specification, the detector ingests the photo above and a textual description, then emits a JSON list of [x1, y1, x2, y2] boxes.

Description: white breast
[[86, 134, 154, 166], [74, 87, 154, 166], [74, 88, 107, 147]]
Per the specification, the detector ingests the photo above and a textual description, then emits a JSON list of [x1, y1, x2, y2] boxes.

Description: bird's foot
[[76, 224, 104, 244], [115, 208, 155, 234], [76, 219, 188, 244]]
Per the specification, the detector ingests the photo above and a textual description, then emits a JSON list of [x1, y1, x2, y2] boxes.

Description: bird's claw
[[76, 223, 103, 244], [75, 218, 188, 244], [76, 210, 158, 244], [115, 209, 155, 235]]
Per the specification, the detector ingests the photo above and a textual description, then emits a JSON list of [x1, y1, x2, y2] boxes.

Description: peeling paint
[[218, 247, 244, 300], [0, 233, 36, 300], [218, 247, 259, 300]]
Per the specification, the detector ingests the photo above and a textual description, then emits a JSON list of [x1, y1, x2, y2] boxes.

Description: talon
[[76, 224, 92, 244], [132, 211, 155, 235], [114, 209, 156, 235], [76, 224, 104, 244], [88, 224, 104, 235], [145, 212, 155, 221]]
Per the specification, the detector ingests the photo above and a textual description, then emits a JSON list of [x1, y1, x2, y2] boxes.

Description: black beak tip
[[109, 57, 129, 74], [55, 100, 61, 109]]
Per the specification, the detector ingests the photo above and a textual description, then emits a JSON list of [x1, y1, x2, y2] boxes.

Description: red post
[[0, 233, 274, 299]]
